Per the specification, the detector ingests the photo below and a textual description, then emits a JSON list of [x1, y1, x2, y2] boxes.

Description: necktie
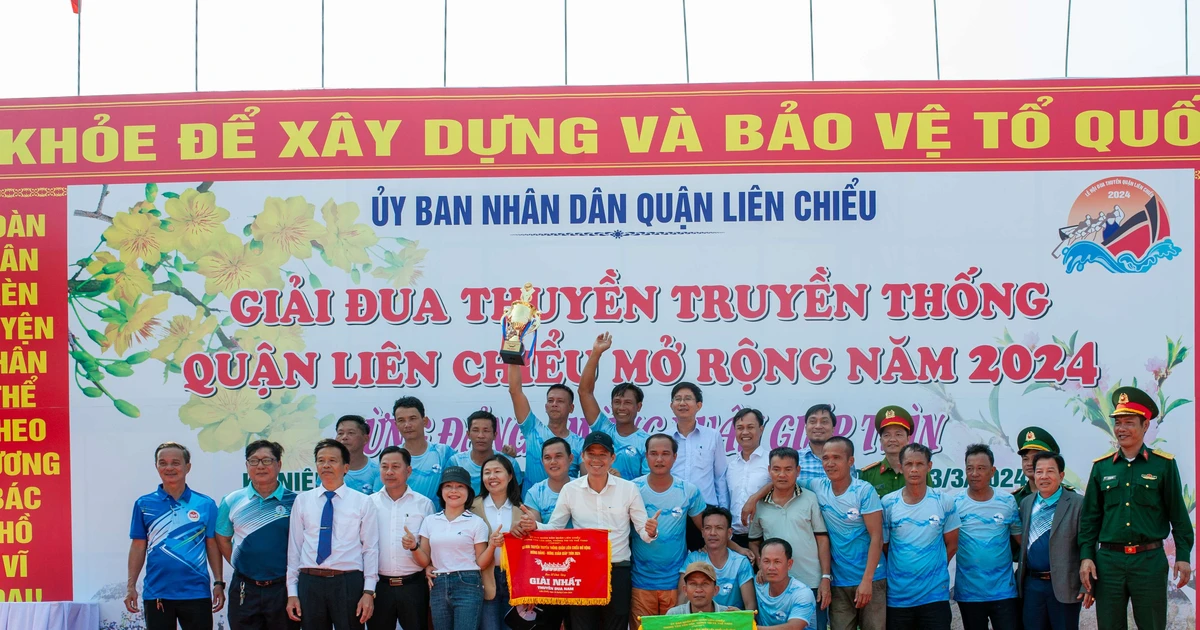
[[316, 490, 336, 565], [1028, 500, 1053, 547]]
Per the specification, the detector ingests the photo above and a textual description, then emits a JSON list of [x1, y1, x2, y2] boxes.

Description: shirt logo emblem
[[928, 514, 941, 525], [667, 507, 685, 518], [276, 505, 288, 516], [1142, 474, 1158, 480], [187, 510, 200, 522], [992, 513, 1005, 523], [845, 508, 861, 522], [719, 583, 733, 594], [431, 464, 442, 474]]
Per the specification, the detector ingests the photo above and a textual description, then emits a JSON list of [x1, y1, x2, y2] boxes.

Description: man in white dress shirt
[[286, 439, 380, 630], [516, 431, 660, 630], [669, 382, 729, 551], [368, 446, 433, 630], [726, 408, 771, 552]]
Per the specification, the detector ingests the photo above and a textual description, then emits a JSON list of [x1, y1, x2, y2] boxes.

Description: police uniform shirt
[[418, 509, 489, 573], [216, 483, 297, 581], [130, 485, 218, 600]]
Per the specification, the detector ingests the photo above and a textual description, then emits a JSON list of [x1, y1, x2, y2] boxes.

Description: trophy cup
[[500, 282, 542, 365]]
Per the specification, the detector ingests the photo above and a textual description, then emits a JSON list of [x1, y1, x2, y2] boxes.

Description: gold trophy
[[500, 282, 542, 365]]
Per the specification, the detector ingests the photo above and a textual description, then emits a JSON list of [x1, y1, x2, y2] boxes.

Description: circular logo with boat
[[1055, 177, 1180, 273]]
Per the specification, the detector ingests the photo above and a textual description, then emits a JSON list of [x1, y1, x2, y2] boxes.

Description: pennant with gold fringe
[[501, 528, 611, 606], [639, 610, 757, 630]]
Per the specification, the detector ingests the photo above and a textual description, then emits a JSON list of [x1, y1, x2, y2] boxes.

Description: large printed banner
[[502, 529, 611, 605], [640, 610, 757, 630], [0, 78, 1196, 627]]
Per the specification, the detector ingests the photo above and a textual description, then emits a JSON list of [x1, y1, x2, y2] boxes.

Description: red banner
[[502, 528, 611, 605], [0, 187, 72, 602], [1, 78, 1200, 184]]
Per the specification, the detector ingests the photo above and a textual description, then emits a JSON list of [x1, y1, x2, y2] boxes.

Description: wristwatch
[[213, 581, 226, 588], [364, 590, 376, 598], [821, 574, 832, 581]]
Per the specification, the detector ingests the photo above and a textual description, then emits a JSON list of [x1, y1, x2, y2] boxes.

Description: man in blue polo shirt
[[125, 442, 224, 630], [578, 332, 650, 481], [216, 439, 298, 630], [507, 364, 583, 495]]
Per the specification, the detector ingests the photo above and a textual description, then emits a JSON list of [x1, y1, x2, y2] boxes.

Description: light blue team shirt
[[591, 412, 649, 481], [344, 459, 382, 495], [449, 450, 524, 496], [755, 578, 817, 628], [952, 491, 1021, 602], [632, 475, 707, 590], [520, 412, 582, 494], [804, 477, 886, 587], [881, 488, 961, 608], [681, 549, 755, 609], [524, 479, 571, 527], [407, 442, 457, 504]]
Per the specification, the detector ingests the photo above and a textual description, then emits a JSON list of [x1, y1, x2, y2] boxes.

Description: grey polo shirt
[[749, 485, 827, 588]]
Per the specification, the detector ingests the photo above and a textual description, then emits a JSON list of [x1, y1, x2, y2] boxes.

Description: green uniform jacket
[[859, 459, 932, 497], [1078, 445, 1194, 561]]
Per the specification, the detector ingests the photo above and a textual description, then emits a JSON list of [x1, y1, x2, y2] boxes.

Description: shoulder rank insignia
[[1094, 451, 1117, 462], [1151, 449, 1174, 460]]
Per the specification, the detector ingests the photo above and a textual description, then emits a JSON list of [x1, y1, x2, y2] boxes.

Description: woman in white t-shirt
[[413, 465, 503, 630]]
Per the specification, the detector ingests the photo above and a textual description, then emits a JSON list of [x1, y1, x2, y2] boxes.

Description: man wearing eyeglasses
[[216, 440, 299, 630]]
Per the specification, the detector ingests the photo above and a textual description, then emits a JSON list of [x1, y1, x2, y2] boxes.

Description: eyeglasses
[[247, 457, 278, 466], [672, 396, 697, 403]]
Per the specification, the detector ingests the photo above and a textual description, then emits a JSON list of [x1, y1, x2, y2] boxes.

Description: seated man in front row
[[756, 538, 817, 630], [667, 561, 740, 615]]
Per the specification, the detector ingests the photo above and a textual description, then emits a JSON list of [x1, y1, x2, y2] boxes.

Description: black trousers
[[886, 600, 951, 630], [958, 598, 1021, 630], [230, 574, 298, 630], [369, 571, 429, 630], [143, 597, 212, 630], [569, 564, 631, 630], [297, 570, 366, 630]]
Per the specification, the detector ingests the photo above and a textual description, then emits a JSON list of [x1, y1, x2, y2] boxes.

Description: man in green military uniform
[[1078, 386, 1193, 630], [1012, 426, 1073, 505], [860, 405, 931, 497]]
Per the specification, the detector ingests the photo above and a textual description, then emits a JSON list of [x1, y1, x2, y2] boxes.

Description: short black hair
[[769, 446, 800, 466], [671, 382, 703, 403], [542, 436, 571, 457], [900, 442, 933, 465], [393, 396, 426, 418], [825, 436, 854, 456], [378, 445, 411, 466], [804, 403, 836, 421], [155, 442, 191, 464], [314, 438, 350, 464], [1032, 451, 1065, 474], [467, 409, 498, 433], [965, 443, 995, 466], [547, 383, 575, 404], [645, 433, 678, 454], [611, 382, 644, 404], [336, 414, 370, 435], [245, 440, 283, 461], [761, 537, 793, 559], [701, 505, 733, 528], [732, 408, 765, 426]]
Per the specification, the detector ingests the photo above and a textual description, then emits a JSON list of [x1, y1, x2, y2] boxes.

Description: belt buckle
[[389, 577, 404, 586], [1124, 545, 1138, 554]]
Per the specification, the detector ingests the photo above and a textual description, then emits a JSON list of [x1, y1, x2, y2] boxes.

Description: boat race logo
[[1055, 177, 1180, 273]]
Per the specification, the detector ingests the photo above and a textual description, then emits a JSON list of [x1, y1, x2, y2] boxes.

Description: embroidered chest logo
[[992, 513, 1006, 524], [187, 510, 200, 522], [845, 508, 861, 522], [928, 514, 942, 525]]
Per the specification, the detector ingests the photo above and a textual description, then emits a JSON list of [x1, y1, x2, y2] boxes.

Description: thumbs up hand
[[646, 509, 661, 539], [491, 525, 506, 548], [515, 505, 538, 538], [402, 526, 417, 551]]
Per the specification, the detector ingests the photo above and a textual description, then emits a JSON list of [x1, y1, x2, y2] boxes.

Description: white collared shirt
[[369, 485, 435, 577], [418, 510, 489, 573], [672, 422, 730, 507], [286, 483, 380, 596], [726, 442, 772, 534], [542, 474, 654, 562], [482, 496, 514, 565]]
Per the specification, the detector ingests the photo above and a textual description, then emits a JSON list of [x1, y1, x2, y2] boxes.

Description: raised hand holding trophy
[[500, 282, 542, 365]]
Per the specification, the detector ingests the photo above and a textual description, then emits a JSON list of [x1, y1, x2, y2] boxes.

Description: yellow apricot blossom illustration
[[196, 233, 283, 297], [315, 199, 378, 271], [85, 251, 152, 303], [100, 293, 170, 356], [180, 388, 272, 453], [165, 188, 232, 261], [371, 241, 429, 288], [253, 196, 326, 261], [103, 210, 178, 265], [234, 323, 306, 354], [151, 306, 218, 364]]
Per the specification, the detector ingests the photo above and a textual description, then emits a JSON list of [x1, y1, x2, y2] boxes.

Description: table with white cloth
[[0, 602, 100, 630]]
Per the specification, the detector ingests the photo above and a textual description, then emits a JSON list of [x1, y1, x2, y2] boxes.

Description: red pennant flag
[[71, 0, 80, 13]]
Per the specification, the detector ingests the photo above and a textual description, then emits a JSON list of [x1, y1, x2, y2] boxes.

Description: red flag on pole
[[71, 0, 80, 13]]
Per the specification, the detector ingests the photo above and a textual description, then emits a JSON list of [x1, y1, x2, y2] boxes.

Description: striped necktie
[[1028, 500, 1054, 547], [316, 490, 336, 564]]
